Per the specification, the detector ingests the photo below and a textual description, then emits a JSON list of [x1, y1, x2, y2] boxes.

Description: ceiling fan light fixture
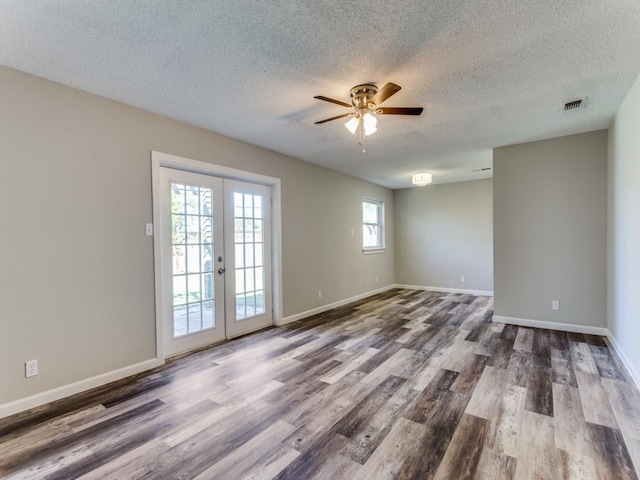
[[345, 116, 360, 134], [363, 112, 377, 136], [412, 171, 432, 186]]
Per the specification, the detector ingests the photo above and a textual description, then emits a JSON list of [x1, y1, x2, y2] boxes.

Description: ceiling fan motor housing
[[350, 84, 378, 109]]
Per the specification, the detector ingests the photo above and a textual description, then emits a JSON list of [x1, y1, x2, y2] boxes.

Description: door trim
[[151, 151, 283, 360]]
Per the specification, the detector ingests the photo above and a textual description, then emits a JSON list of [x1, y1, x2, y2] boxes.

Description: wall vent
[[563, 99, 583, 111]]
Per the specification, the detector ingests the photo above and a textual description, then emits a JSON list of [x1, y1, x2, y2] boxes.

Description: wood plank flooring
[[1, 289, 639, 479]]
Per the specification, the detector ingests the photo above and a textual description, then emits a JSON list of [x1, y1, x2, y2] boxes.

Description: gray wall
[[608, 73, 640, 384], [0, 66, 394, 407], [394, 179, 493, 293], [493, 131, 607, 328]]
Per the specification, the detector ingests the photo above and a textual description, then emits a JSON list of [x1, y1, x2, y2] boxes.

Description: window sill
[[363, 248, 386, 255]]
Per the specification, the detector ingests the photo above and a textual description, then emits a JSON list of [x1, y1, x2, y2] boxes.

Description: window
[[363, 198, 385, 252]]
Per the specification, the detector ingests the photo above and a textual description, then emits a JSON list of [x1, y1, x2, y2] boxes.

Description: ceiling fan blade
[[314, 96, 352, 108], [315, 113, 353, 124], [371, 82, 401, 105], [376, 107, 424, 116]]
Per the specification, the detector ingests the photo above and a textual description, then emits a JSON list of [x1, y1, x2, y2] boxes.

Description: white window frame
[[362, 197, 385, 254]]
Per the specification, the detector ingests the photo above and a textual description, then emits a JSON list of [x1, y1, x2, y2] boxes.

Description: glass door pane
[[170, 182, 215, 337], [232, 192, 266, 320]]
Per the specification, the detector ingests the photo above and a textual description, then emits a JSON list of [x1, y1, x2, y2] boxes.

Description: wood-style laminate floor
[[1, 289, 640, 479]]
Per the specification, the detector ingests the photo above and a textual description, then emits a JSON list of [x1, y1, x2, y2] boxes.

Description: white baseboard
[[0, 358, 164, 420], [606, 333, 640, 391], [492, 315, 609, 336], [281, 285, 396, 325], [394, 284, 494, 297]]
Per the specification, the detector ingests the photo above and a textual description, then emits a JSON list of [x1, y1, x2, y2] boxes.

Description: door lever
[[218, 267, 226, 275]]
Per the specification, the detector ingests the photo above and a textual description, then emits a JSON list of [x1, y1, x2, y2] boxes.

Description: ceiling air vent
[[563, 99, 583, 111]]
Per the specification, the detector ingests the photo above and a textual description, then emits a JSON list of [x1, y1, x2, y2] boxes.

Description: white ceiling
[[1, 1, 639, 189]]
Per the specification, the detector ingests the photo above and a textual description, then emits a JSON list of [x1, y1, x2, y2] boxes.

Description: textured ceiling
[[1, 1, 639, 188]]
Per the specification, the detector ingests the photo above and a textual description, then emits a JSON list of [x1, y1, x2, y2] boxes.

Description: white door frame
[[151, 151, 283, 360]]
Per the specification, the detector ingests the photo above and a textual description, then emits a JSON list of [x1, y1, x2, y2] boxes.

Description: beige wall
[[493, 131, 607, 328], [394, 179, 493, 293], [4, 59, 635, 413], [0, 66, 394, 408], [608, 73, 640, 384]]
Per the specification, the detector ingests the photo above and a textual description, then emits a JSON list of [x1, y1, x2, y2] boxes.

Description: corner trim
[[607, 333, 640, 391], [394, 284, 494, 297], [0, 358, 163, 420], [492, 315, 609, 336], [281, 285, 396, 325]]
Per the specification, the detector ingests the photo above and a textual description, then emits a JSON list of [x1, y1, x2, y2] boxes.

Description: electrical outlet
[[25, 359, 38, 378], [460, 276, 465, 283], [318, 290, 322, 299], [552, 300, 560, 311], [376, 276, 379, 283]]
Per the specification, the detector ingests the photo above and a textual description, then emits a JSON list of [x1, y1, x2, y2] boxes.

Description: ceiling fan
[[314, 82, 423, 152]]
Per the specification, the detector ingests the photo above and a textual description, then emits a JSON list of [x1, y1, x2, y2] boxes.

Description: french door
[[223, 179, 273, 338], [159, 168, 272, 357]]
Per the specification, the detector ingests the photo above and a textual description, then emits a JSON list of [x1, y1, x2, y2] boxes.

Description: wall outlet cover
[[26, 359, 38, 378]]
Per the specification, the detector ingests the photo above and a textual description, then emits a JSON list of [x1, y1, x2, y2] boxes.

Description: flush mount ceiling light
[[412, 171, 432, 186], [314, 83, 423, 153]]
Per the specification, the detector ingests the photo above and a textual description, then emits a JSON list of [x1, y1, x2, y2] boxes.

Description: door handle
[[218, 267, 226, 275]]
